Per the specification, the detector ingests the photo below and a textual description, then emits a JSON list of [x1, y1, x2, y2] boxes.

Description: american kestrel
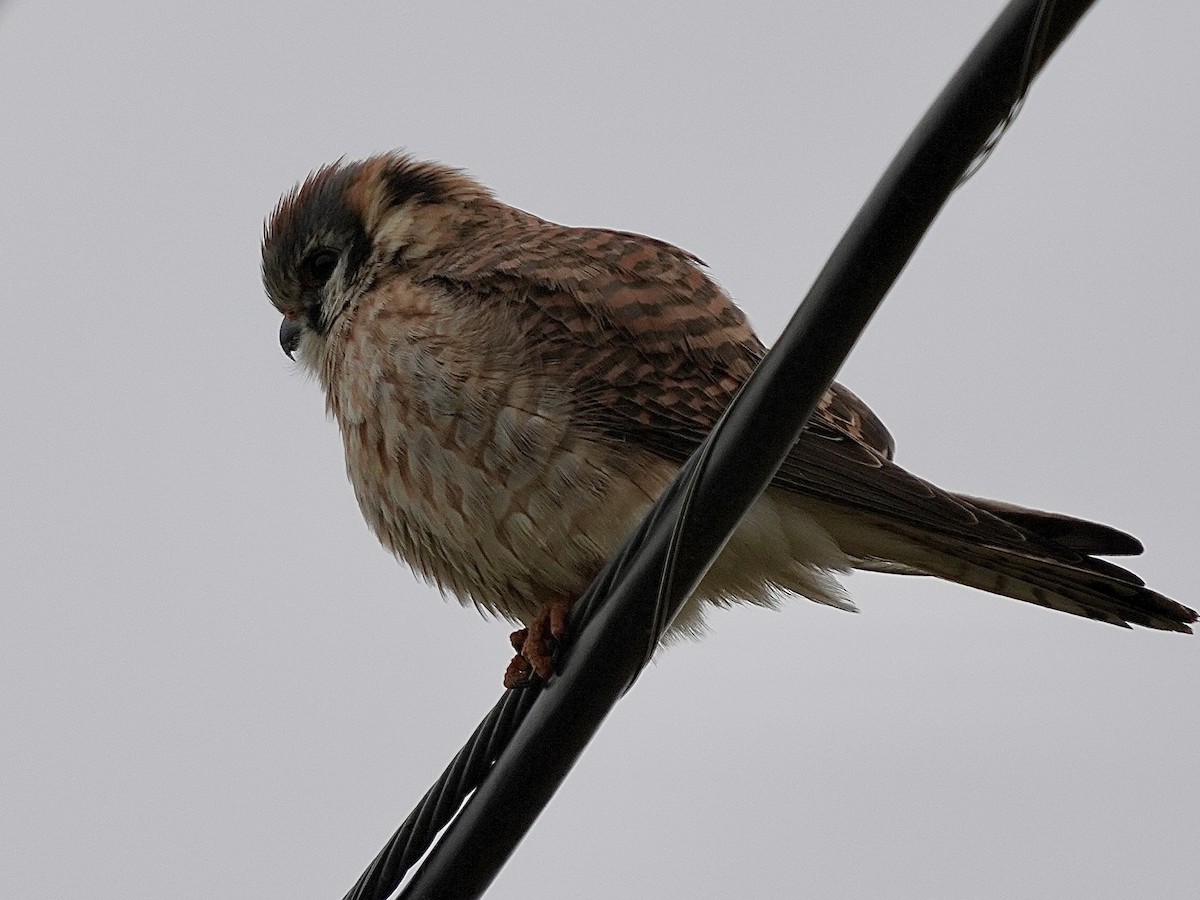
[[261, 152, 1195, 686]]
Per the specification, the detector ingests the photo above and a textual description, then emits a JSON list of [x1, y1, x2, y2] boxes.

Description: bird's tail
[[851, 496, 1197, 633]]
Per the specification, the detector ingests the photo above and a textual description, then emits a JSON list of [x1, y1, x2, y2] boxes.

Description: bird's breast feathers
[[320, 275, 678, 622]]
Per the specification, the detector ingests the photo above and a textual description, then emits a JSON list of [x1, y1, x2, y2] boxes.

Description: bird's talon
[[509, 627, 529, 653], [503, 653, 534, 689], [504, 600, 571, 686]]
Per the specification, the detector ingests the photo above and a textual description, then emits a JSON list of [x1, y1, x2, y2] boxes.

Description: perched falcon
[[261, 152, 1195, 685]]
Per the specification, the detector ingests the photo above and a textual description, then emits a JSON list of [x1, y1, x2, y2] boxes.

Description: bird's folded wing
[[424, 221, 1041, 553]]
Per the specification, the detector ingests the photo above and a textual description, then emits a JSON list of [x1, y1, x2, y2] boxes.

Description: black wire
[[959, 0, 1058, 185], [340, 688, 539, 900], [340, 2, 1096, 897]]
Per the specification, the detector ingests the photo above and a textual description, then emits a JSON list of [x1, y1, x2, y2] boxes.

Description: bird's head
[[261, 152, 494, 367]]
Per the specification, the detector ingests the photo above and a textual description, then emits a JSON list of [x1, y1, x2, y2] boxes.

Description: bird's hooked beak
[[279, 319, 303, 359]]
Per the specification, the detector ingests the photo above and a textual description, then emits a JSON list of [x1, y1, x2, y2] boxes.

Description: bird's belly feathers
[[331, 342, 680, 623], [326, 320, 853, 632]]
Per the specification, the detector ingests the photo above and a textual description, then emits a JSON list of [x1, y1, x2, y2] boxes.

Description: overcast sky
[[3, 3, 1198, 898]]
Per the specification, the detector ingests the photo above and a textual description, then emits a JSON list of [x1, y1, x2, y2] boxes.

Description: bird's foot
[[503, 599, 571, 688]]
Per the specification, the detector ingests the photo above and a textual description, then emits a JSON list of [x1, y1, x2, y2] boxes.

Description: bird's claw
[[503, 600, 570, 688]]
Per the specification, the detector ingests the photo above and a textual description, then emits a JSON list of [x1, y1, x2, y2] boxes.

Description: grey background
[[3, 3, 1197, 898]]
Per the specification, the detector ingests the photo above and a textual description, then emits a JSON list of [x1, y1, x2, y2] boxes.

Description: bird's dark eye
[[298, 248, 339, 289]]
